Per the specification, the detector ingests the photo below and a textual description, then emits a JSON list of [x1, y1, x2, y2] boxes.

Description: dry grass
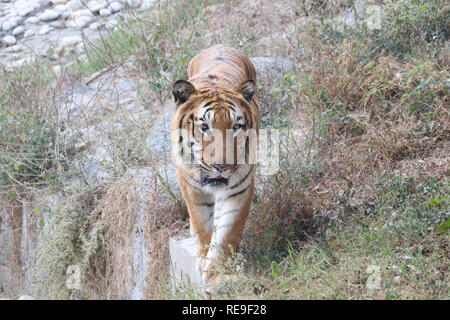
[[293, 34, 449, 209], [243, 157, 315, 265], [80, 170, 187, 299]]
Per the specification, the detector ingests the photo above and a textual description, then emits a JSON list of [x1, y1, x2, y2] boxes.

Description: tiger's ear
[[172, 80, 196, 106], [237, 79, 256, 102]]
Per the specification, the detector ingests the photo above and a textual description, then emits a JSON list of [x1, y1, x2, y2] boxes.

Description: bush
[[0, 65, 65, 196], [376, 0, 449, 58], [317, 0, 449, 61]]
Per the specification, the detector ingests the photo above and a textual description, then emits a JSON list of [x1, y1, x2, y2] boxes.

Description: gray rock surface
[[11, 25, 23, 36], [250, 57, 293, 82], [39, 9, 60, 22], [169, 237, 202, 290], [2, 34, 15, 45], [22, 28, 33, 37]]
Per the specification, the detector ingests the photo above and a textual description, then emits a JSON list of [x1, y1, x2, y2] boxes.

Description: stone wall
[[0, 0, 158, 69]]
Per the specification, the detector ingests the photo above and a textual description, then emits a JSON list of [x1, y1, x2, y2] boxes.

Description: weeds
[[0, 63, 64, 197]]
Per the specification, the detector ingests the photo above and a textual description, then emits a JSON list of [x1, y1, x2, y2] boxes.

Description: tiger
[[171, 44, 260, 284]]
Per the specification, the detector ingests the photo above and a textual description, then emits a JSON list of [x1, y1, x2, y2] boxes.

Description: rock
[[2, 35, 17, 46], [23, 29, 34, 37], [145, 105, 174, 162], [105, 19, 118, 29], [88, 0, 107, 13], [51, 0, 68, 4], [53, 45, 65, 57], [9, 58, 27, 69], [71, 9, 93, 18], [38, 25, 53, 35], [61, 36, 82, 47], [250, 57, 293, 82], [169, 237, 202, 290], [18, 6, 36, 17], [49, 20, 65, 28], [54, 4, 68, 12], [75, 42, 85, 54], [60, 11, 71, 20], [99, 8, 111, 17], [141, 0, 155, 10], [52, 65, 62, 75], [8, 45, 22, 52], [12, 26, 25, 36], [18, 295, 34, 300], [67, 9, 96, 28], [125, 0, 141, 8], [0, 266, 19, 296], [89, 21, 103, 30], [108, 1, 122, 13], [72, 15, 94, 29], [1, 19, 18, 32], [13, 0, 30, 11], [5, 10, 19, 18], [25, 16, 39, 24], [39, 9, 61, 22], [66, 0, 82, 10]]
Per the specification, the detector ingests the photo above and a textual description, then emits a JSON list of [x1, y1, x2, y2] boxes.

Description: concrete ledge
[[169, 237, 202, 291]]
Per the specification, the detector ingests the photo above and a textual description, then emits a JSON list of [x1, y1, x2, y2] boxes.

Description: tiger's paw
[[202, 273, 240, 298], [196, 256, 208, 274]]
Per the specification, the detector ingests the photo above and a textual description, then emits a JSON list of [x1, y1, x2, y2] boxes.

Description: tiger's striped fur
[[171, 45, 259, 284]]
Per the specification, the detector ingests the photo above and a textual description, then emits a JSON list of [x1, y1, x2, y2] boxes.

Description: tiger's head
[[171, 79, 259, 190]]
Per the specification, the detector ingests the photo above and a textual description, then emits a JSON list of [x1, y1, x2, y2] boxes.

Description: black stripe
[[224, 101, 236, 111], [200, 163, 212, 172], [215, 222, 234, 230], [197, 202, 214, 207], [183, 176, 202, 191], [217, 185, 249, 202], [178, 114, 185, 129], [229, 168, 252, 189], [191, 120, 195, 163], [245, 135, 249, 164], [228, 185, 249, 199], [215, 208, 239, 220], [203, 101, 214, 108], [178, 130, 184, 158], [189, 175, 203, 185]]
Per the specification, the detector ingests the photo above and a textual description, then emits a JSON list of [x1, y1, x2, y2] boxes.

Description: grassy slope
[[0, 0, 448, 299]]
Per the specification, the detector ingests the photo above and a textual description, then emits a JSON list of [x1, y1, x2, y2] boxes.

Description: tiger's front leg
[[177, 172, 215, 271], [202, 181, 254, 284]]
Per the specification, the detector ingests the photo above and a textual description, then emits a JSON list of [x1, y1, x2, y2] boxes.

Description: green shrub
[[0, 65, 65, 195]]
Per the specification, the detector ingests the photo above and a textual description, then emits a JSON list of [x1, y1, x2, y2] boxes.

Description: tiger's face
[[172, 80, 258, 190]]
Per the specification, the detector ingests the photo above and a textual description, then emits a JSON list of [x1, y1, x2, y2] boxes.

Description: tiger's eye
[[201, 123, 209, 132]]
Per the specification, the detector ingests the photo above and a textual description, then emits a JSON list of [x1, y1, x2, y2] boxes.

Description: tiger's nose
[[213, 164, 233, 172]]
